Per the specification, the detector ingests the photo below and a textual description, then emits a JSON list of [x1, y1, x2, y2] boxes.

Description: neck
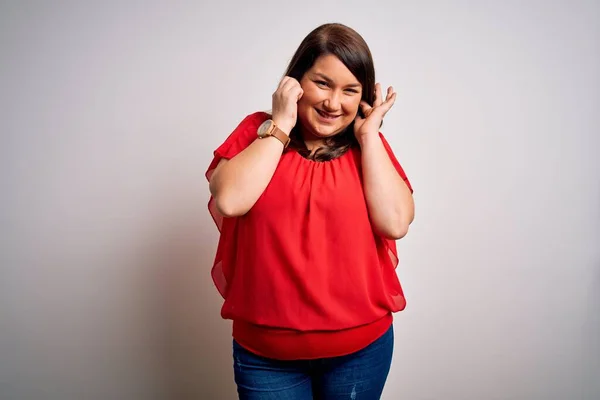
[[304, 138, 326, 152], [298, 126, 326, 152]]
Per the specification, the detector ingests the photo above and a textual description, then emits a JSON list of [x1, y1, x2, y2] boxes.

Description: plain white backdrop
[[1, 1, 599, 399]]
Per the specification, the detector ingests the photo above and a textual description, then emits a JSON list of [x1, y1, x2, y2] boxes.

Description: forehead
[[308, 54, 360, 85]]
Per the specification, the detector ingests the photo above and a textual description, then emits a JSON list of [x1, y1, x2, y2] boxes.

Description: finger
[[359, 100, 371, 111], [274, 80, 298, 103], [281, 77, 302, 94], [379, 92, 397, 116], [373, 83, 383, 107], [282, 84, 303, 104], [385, 86, 394, 102], [274, 78, 290, 99], [359, 100, 373, 118], [278, 77, 303, 101], [277, 76, 291, 90], [289, 86, 303, 101]]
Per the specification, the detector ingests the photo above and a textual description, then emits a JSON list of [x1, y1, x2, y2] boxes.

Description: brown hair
[[284, 23, 376, 161]]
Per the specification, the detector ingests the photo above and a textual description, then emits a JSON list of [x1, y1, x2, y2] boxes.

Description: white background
[[1, 1, 599, 399]]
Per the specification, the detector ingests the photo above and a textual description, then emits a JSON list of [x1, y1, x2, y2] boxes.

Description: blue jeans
[[232, 325, 394, 399]]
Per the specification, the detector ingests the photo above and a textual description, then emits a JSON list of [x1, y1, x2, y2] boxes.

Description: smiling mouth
[[316, 109, 341, 120]]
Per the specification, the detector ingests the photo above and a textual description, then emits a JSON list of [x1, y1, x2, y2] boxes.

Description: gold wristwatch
[[257, 119, 290, 148]]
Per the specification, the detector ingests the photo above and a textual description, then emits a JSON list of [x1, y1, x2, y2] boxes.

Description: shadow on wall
[[143, 187, 237, 399]]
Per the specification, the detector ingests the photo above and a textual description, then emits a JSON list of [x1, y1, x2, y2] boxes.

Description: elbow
[[214, 196, 248, 218], [373, 198, 414, 240], [377, 216, 411, 240], [209, 176, 248, 218], [383, 224, 409, 240], [388, 207, 415, 239], [212, 187, 253, 217]]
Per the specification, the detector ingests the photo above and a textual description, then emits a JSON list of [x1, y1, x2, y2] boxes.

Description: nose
[[323, 90, 341, 112]]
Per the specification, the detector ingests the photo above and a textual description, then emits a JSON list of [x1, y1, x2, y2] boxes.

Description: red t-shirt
[[206, 112, 413, 360]]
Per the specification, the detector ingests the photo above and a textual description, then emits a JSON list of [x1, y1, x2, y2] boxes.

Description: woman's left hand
[[354, 83, 396, 141]]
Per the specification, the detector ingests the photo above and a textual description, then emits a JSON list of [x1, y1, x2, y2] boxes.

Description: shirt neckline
[[289, 147, 355, 165]]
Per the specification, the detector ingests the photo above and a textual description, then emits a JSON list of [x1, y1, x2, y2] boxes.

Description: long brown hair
[[284, 23, 376, 161]]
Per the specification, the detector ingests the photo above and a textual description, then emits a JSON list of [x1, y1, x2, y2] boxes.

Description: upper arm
[[205, 112, 268, 191], [379, 133, 413, 194], [208, 158, 228, 197]]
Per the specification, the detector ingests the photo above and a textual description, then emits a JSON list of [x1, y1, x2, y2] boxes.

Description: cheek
[[297, 89, 313, 110], [343, 98, 361, 115], [297, 90, 321, 116], [297, 95, 310, 109], [300, 88, 322, 105], [297, 98, 312, 120]]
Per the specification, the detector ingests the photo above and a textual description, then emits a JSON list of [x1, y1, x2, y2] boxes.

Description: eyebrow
[[313, 73, 362, 88]]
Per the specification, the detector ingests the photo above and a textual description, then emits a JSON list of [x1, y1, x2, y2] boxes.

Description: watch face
[[257, 119, 273, 138]]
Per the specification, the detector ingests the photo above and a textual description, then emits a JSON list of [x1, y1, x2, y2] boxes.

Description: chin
[[311, 125, 341, 138], [308, 118, 350, 138]]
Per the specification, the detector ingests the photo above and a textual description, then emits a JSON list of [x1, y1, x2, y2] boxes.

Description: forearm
[[360, 135, 414, 239], [209, 136, 284, 217]]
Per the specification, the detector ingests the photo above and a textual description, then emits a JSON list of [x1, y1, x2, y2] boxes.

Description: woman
[[206, 23, 414, 399]]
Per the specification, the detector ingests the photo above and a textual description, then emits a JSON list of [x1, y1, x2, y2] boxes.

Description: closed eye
[[315, 80, 329, 87]]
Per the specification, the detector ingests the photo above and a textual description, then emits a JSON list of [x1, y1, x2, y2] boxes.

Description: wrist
[[356, 131, 380, 148], [271, 117, 293, 136]]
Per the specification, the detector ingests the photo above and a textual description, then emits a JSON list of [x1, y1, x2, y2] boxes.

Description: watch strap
[[269, 124, 290, 148]]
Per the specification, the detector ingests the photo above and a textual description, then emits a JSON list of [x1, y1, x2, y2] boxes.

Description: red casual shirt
[[206, 112, 413, 360]]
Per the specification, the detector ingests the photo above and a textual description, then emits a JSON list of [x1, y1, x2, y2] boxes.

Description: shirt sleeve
[[205, 111, 269, 182], [379, 133, 413, 193], [205, 111, 269, 232], [376, 133, 413, 272], [204, 112, 270, 297]]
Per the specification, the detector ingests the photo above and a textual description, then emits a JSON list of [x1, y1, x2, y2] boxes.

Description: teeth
[[318, 110, 338, 119]]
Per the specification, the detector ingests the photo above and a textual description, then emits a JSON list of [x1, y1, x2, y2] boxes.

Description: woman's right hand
[[271, 76, 303, 135]]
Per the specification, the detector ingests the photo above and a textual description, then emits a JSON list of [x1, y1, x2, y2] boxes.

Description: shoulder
[[237, 111, 271, 130], [376, 132, 398, 156], [220, 111, 271, 146]]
